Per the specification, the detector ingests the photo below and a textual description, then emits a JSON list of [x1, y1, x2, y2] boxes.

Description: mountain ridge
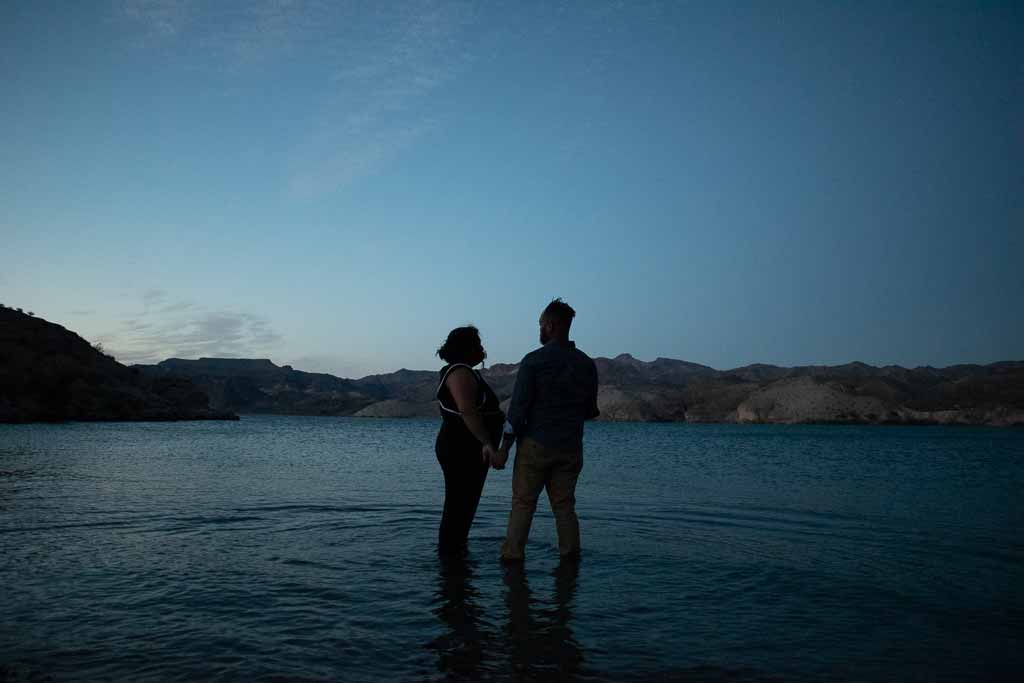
[[135, 355, 1024, 426], [5, 307, 1019, 426]]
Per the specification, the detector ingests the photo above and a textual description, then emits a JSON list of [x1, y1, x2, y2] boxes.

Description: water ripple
[[1, 417, 1021, 681]]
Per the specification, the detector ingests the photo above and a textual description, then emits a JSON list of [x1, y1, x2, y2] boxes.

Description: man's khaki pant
[[500, 437, 583, 560]]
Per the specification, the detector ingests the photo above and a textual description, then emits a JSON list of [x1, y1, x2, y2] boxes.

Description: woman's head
[[437, 325, 486, 366]]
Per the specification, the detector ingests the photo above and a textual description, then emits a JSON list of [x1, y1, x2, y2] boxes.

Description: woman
[[435, 325, 505, 555]]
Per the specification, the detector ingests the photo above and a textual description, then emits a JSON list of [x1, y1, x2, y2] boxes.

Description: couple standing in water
[[434, 298, 600, 561]]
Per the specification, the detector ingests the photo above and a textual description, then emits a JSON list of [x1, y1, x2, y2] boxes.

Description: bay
[[1, 417, 1021, 681]]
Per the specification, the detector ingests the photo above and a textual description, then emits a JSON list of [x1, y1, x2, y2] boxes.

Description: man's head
[[539, 298, 575, 345]]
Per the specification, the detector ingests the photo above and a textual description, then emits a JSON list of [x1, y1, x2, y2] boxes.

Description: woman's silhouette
[[434, 326, 504, 555]]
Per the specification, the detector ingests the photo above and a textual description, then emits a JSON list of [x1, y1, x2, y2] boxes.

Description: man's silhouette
[[491, 298, 600, 561]]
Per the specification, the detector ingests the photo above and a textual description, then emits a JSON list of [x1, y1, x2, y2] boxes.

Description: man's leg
[[546, 448, 583, 557], [500, 438, 548, 561]]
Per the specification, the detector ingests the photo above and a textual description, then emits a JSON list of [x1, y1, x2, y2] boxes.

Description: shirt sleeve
[[503, 356, 535, 440]]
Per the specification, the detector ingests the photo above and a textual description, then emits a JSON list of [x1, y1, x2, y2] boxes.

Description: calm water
[[1, 417, 1021, 682]]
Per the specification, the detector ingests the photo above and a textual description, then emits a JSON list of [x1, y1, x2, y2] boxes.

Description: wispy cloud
[[114, 0, 339, 72], [159, 301, 195, 314], [142, 288, 167, 306], [114, 0, 480, 195], [116, 0, 193, 43], [101, 291, 284, 364], [287, 119, 436, 198], [287, 353, 364, 379], [286, 1, 480, 196], [292, 1, 479, 195]]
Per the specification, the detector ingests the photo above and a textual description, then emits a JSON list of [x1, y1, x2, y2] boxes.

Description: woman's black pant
[[436, 437, 489, 554]]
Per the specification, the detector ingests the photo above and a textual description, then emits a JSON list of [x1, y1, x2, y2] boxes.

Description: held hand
[[491, 446, 510, 470], [482, 443, 498, 467]]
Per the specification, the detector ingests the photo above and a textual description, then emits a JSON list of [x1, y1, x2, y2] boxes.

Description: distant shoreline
[[3, 308, 1022, 427]]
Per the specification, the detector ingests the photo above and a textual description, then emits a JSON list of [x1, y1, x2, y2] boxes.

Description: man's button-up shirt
[[503, 340, 600, 452]]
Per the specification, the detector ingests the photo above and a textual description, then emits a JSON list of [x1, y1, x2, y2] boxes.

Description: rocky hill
[[710, 361, 1024, 425], [0, 308, 236, 423], [142, 357, 376, 416], [135, 352, 1024, 426]]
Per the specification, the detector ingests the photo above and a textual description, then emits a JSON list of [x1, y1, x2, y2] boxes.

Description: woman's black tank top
[[436, 364, 505, 450]]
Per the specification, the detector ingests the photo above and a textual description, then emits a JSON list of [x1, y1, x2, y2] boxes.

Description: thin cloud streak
[[114, 0, 481, 195], [289, 1, 479, 195], [116, 0, 193, 42], [142, 288, 167, 306], [287, 353, 365, 379], [102, 292, 284, 365], [159, 301, 195, 313], [114, 0, 334, 70]]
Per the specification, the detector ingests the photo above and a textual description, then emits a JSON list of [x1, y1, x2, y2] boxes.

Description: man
[[490, 298, 600, 562]]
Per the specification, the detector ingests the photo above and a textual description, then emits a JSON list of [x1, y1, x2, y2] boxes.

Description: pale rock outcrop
[[898, 406, 1024, 427], [736, 377, 890, 424], [596, 386, 687, 422], [352, 400, 436, 418]]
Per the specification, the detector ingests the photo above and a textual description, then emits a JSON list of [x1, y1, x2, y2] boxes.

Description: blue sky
[[2, 1, 1021, 377]]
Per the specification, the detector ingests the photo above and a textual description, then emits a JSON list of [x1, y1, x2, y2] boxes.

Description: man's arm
[[493, 357, 535, 468], [585, 358, 600, 420]]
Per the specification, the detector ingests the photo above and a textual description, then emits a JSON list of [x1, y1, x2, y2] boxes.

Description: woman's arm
[[446, 368, 498, 458]]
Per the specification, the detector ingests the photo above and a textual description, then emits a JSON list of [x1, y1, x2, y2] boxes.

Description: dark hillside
[[0, 308, 236, 423]]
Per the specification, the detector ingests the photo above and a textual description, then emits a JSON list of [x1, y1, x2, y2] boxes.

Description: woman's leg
[[462, 456, 489, 533], [437, 448, 463, 553], [438, 448, 489, 554]]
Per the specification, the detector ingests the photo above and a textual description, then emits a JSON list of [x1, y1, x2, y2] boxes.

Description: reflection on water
[[429, 555, 586, 681], [503, 559, 584, 681], [428, 554, 493, 678]]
